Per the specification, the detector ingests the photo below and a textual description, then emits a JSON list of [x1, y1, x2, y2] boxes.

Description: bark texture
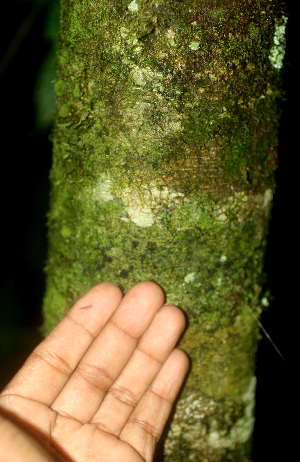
[[43, 1, 286, 460]]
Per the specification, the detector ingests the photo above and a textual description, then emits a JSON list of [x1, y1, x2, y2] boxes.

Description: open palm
[[0, 281, 188, 462]]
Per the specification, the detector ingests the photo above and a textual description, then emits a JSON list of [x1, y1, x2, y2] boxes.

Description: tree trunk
[[43, 1, 286, 460]]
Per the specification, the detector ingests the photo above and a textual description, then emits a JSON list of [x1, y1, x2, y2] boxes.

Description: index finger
[[1, 282, 123, 405]]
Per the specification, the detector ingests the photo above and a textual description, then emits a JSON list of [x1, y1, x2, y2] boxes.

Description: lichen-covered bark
[[43, 1, 286, 460]]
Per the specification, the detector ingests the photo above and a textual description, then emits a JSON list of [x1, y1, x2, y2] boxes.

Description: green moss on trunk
[[43, 1, 286, 460]]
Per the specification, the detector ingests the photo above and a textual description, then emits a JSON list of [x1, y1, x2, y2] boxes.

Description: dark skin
[[0, 281, 189, 461]]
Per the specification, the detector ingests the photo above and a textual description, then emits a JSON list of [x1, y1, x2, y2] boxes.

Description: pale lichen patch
[[189, 40, 200, 50], [166, 27, 176, 47], [216, 192, 248, 222], [119, 183, 187, 227], [128, 0, 138, 13], [269, 15, 288, 69], [261, 297, 269, 307], [93, 175, 188, 228], [207, 376, 256, 449], [131, 65, 163, 87], [215, 190, 273, 223], [165, 376, 256, 457], [125, 206, 155, 227], [184, 272, 196, 283], [263, 188, 273, 208], [93, 174, 114, 202], [120, 26, 130, 38]]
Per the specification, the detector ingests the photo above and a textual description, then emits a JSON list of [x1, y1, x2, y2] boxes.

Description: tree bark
[[43, 1, 286, 460]]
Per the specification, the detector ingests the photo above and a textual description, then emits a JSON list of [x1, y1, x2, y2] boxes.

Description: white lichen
[[166, 27, 176, 47], [120, 183, 186, 227], [131, 65, 163, 87], [93, 173, 114, 202], [216, 192, 248, 222], [128, 0, 138, 13], [261, 297, 269, 307], [165, 377, 256, 457], [269, 15, 288, 69], [125, 206, 155, 227], [93, 176, 187, 228], [207, 376, 256, 449], [184, 272, 196, 283], [263, 188, 273, 208], [216, 189, 273, 223], [120, 26, 130, 38], [189, 40, 200, 50]]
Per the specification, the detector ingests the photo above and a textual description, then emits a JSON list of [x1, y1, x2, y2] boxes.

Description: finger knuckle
[[109, 385, 138, 407], [75, 363, 113, 391]]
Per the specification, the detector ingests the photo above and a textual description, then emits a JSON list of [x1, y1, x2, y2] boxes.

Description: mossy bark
[[43, 1, 286, 460]]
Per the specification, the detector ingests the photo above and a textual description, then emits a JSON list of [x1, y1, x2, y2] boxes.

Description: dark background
[[0, 1, 296, 460]]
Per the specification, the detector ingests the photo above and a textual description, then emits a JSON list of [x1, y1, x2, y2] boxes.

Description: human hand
[[0, 281, 189, 461]]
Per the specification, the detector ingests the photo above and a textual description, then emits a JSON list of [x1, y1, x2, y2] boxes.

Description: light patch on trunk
[[93, 175, 187, 227], [269, 15, 288, 69], [216, 189, 273, 223], [120, 183, 186, 227], [166, 376, 256, 457], [127, 0, 138, 13], [207, 376, 256, 449], [93, 174, 114, 202], [184, 272, 196, 283]]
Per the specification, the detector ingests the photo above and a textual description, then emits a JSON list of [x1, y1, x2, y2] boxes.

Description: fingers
[[91, 305, 186, 435], [51, 281, 165, 423], [1, 282, 123, 405], [119, 348, 189, 462]]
